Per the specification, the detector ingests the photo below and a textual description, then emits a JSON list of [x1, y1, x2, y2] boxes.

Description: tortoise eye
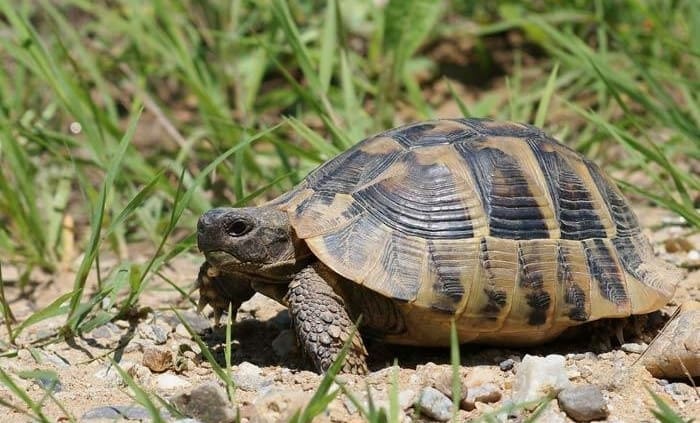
[[227, 219, 252, 237]]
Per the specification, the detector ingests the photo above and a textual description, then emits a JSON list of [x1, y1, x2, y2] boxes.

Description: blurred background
[[0, 0, 698, 340]]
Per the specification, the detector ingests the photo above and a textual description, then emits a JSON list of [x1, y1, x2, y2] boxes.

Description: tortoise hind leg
[[285, 264, 368, 374]]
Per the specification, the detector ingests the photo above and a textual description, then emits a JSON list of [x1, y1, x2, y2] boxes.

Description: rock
[[142, 347, 173, 373], [620, 343, 647, 354], [271, 330, 298, 358], [536, 401, 569, 423], [155, 373, 191, 391], [461, 383, 502, 411], [664, 237, 693, 253], [85, 322, 123, 347], [170, 310, 212, 335], [81, 405, 151, 420], [499, 358, 515, 371], [172, 382, 236, 423], [254, 389, 312, 423], [416, 386, 453, 422], [127, 363, 152, 386], [398, 389, 417, 410], [138, 322, 170, 345], [40, 351, 71, 368], [429, 367, 466, 402], [464, 366, 501, 388], [33, 374, 62, 393], [557, 385, 608, 422], [234, 362, 272, 391], [641, 301, 700, 378], [365, 393, 408, 421], [512, 354, 571, 409], [664, 382, 697, 398], [93, 362, 134, 387]]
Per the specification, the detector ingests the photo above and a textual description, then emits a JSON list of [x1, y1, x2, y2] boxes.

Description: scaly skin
[[285, 264, 369, 375]]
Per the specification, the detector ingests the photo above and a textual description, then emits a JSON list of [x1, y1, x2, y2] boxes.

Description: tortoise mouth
[[203, 250, 244, 269], [204, 251, 295, 283]]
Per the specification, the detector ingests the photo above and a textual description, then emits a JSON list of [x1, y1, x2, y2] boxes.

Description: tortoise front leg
[[285, 264, 368, 374], [196, 262, 255, 324]]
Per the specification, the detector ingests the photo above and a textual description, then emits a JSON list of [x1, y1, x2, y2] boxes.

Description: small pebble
[[170, 311, 212, 335], [93, 362, 133, 387], [127, 363, 152, 385], [255, 389, 312, 423], [142, 347, 173, 373], [430, 368, 466, 402], [398, 389, 417, 410], [664, 237, 694, 253], [81, 405, 151, 421], [417, 386, 453, 422], [621, 343, 647, 354], [40, 351, 70, 368], [173, 382, 236, 423], [512, 354, 571, 409], [499, 358, 515, 371], [33, 374, 62, 393], [234, 362, 272, 391], [138, 323, 170, 345], [557, 384, 609, 422], [156, 373, 191, 391], [664, 382, 696, 397], [536, 402, 569, 423], [461, 383, 502, 411]]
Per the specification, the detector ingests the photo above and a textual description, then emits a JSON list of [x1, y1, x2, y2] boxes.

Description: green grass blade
[[110, 360, 166, 423], [319, 0, 337, 95], [446, 79, 471, 117], [65, 104, 143, 332], [450, 320, 460, 423], [0, 367, 51, 422], [534, 62, 559, 127], [647, 388, 693, 423], [12, 292, 73, 341], [172, 308, 234, 389]]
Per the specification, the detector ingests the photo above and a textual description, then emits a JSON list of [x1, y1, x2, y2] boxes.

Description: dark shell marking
[[275, 118, 680, 338]]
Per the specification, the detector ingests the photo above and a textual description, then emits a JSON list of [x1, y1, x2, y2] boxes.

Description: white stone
[[156, 373, 191, 391], [512, 354, 571, 409]]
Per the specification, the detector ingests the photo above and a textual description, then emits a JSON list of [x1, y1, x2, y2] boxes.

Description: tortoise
[[196, 118, 681, 374]]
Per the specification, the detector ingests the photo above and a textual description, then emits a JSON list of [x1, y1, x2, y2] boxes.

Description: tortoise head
[[197, 206, 310, 281]]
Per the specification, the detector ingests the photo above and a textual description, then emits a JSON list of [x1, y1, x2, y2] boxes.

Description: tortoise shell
[[271, 118, 680, 345]]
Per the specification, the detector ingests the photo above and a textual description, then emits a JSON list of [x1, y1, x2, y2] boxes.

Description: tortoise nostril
[[198, 208, 233, 233]]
